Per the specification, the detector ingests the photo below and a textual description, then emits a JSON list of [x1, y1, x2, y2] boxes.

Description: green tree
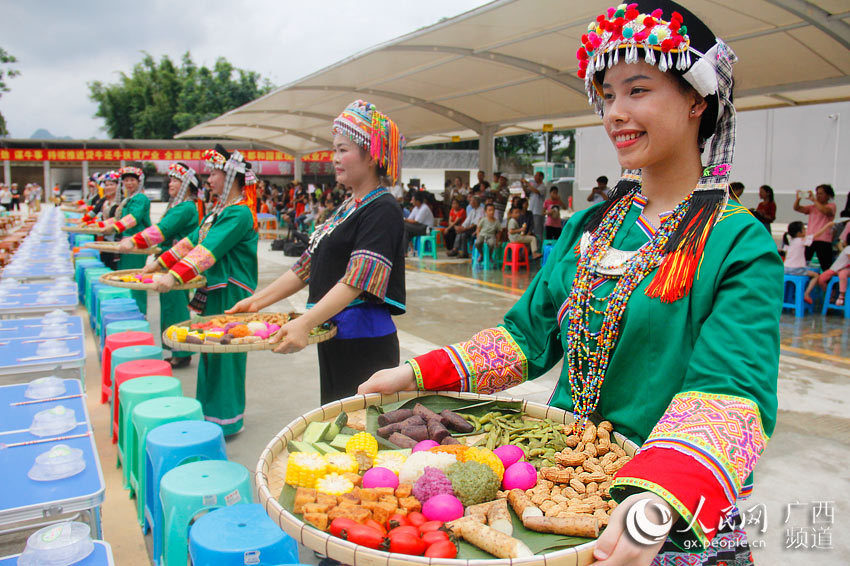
[[0, 47, 21, 137], [89, 52, 273, 139]]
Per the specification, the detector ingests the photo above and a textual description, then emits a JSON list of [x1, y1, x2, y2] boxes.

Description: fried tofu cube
[[344, 474, 363, 488], [303, 512, 329, 531], [379, 495, 398, 508], [293, 487, 317, 514], [303, 502, 334, 514], [395, 483, 413, 498], [359, 488, 380, 502], [338, 491, 360, 505], [374, 487, 395, 498], [398, 497, 422, 513], [371, 501, 397, 525], [349, 506, 372, 523], [316, 493, 338, 507]]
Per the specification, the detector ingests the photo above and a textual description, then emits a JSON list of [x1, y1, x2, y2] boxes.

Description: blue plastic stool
[[96, 287, 133, 331], [101, 311, 145, 349], [99, 300, 141, 338], [76, 262, 106, 300], [159, 460, 253, 566], [189, 504, 299, 566], [72, 234, 96, 247], [542, 242, 555, 266], [146, 421, 227, 563], [86, 279, 110, 319], [74, 248, 100, 261], [821, 276, 850, 318], [782, 274, 813, 317], [472, 242, 496, 270], [418, 233, 438, 259]]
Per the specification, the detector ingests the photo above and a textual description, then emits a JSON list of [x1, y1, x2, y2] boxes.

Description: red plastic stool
[[502, 242, 530, 273], [112, 359, 173, 443], [101, 331, 155, 404]]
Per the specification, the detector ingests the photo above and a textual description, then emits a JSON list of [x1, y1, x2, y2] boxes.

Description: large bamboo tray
[[84, 241, 161, 255], [162, 312, 337, 353], [256, 391, 639, 566], [61, 225, 103, 235], [99, 269, 206, 291], [60, 205, 83, 213]]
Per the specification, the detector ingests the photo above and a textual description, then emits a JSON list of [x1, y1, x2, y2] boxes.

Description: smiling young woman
[[359, 2, 782, 565], [228, 100, 406, 404]]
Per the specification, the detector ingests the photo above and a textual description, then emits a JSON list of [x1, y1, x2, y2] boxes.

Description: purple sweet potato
[[403, 423, 429, 442], [413, 403, 442, 423], [440, 435, 460, 445], [377, 408, 415, 427], [440, 409, 474, 433], [388, 432, 417, 449], [427, 418, 451, 443], [377, 415, 426, 439]]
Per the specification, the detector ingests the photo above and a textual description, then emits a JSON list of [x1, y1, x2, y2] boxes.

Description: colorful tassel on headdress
[[645, 188, 726, 302], [241, 173, 259, 231]]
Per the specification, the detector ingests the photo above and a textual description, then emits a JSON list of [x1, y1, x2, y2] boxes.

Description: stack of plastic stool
[[101, 331, 155, 404], [112, 359, 173, 443]]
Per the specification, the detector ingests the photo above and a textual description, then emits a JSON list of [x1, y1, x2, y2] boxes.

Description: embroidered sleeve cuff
[[340, 250, 391, 299], [291, 250, 312, 282], [158, 236, 194, 269], [170, 244, 216, 284], [412, 327, 528, 393], [610, 391, 769, 551], [113, 214, 137, 233], [406, 359, 425, 390], [134, 226, 164, 248]]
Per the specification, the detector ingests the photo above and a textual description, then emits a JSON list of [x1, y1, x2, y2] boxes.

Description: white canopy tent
[[177, 0, 850, 178]]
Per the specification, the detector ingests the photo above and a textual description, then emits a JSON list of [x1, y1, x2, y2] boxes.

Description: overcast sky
[[0, 0, 489, 140]]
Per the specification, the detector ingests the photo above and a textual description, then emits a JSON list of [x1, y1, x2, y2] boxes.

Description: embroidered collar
[[307, 187, 388, 253]]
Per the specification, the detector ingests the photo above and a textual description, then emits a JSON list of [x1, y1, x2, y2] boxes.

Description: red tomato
[[418, 520, 444, 534], [387, 525, 420, 539], [364, 519, 387, 536], [406, 511, 427, 527], [385, 534, 427, 555], [387, 513, 410, 530], [425, 540, 458, 559], [421, 530, 450, 546], [341, 524, 385, 549], [329, 517, 358, 538]]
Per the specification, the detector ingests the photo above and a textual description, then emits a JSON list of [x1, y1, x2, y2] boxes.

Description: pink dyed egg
[[493, 445, 525, 468], [501, 461, 538, 491], [413, 440, 440, 453], [141, 277, 154, 284], [422, 494, 464, 522], [362, 467, 399, 489], [267, 324, 281, 332], [253, 329, 271, 339]]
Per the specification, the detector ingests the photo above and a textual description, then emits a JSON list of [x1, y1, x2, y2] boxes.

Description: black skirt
[[316, 333, 399, 404]]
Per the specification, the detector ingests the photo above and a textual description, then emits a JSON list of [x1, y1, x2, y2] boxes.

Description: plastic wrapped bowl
[[29, 406, 76, 437], [25, 377, 67, 400], [17, 521, 94, 565]]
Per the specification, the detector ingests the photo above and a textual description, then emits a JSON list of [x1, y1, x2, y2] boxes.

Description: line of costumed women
[[119, 162, 205, 368], [103, 166, 153, 314], [150, 146, 259, 436], [229, 100, 406, 405], [359, 2, 782, 565], [79, 170, 122, 269]]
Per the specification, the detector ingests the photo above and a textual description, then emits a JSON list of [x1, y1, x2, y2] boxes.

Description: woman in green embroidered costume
[[102, 166, 152, 313], [148, 146, 259, 435], [118, 162, 204, 369], [360, 2, 781, 565]]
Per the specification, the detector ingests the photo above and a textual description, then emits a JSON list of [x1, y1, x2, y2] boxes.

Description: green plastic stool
[[107, 319, 151, 337], [118, 376, 182, 490], [95, 287, 133, 336], [159, 460, 253, 566], [418, 232, 439, 259], [110, 345, 163, 408], [131, 396, 203, 529], [84, 268, 111, 311]]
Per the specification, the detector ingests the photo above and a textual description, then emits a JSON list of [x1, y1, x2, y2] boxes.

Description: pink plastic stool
[[502, 242, 530, 273], [112, 359, 173, 443], [101, 331, 155, 404]]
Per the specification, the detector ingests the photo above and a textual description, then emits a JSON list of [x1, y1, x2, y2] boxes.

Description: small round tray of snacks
[[83, 241, 161, 255], [61, 225, 103, 234], [162, 312, 337, 353], [256, 391, 638, 565], [99, 269, 205, 291]]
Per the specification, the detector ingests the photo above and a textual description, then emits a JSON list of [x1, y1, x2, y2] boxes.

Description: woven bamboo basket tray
[[60, 205, 83, 213], [99, 269, 206, 291], [83, 241, 161, 255], [61, 225, 103, 235], [256, 391, 639, 566], [162, 312, 337, 353]]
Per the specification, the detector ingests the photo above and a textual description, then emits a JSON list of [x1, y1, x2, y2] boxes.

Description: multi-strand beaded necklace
[[564, 187, 695, 430]]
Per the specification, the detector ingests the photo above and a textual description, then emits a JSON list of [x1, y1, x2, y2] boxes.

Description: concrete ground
[[3, 202, 848, 565]]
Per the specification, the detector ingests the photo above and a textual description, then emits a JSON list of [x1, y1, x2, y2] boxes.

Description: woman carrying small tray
[[228, 100, 406, 405], [360, 3, 781, 565], [80, 170, 121, 269], [148, 145, 259, 436], [118, 162, 205, 369], [101, 166, 152, 313]]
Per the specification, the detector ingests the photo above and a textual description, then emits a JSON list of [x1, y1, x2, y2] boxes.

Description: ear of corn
[[374, 451, 407, 475], [285, 452, 327, 488], [315, 473, 355, 496], [345, 432, 378, 459], [324, 453, 359, 474]]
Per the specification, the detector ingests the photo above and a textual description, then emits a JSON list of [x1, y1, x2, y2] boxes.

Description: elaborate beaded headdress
[[332, 100, 405, 184], [578, 1, 737, 302], [118, 166, 144, 203], [203, 144, 249, 216], [166, 162, 199, 209]]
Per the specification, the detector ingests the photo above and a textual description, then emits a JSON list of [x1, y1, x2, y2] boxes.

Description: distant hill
[[30, 128, 72, 140]]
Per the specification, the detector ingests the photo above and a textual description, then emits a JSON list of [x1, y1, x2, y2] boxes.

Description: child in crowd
[[816, 233, 850, 306], [474, 203, 500, 262], [444, 197, 466, 251], [543, 186, 563, 240], [783, 220, 834, 304], [507, 206, 542, 259]]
